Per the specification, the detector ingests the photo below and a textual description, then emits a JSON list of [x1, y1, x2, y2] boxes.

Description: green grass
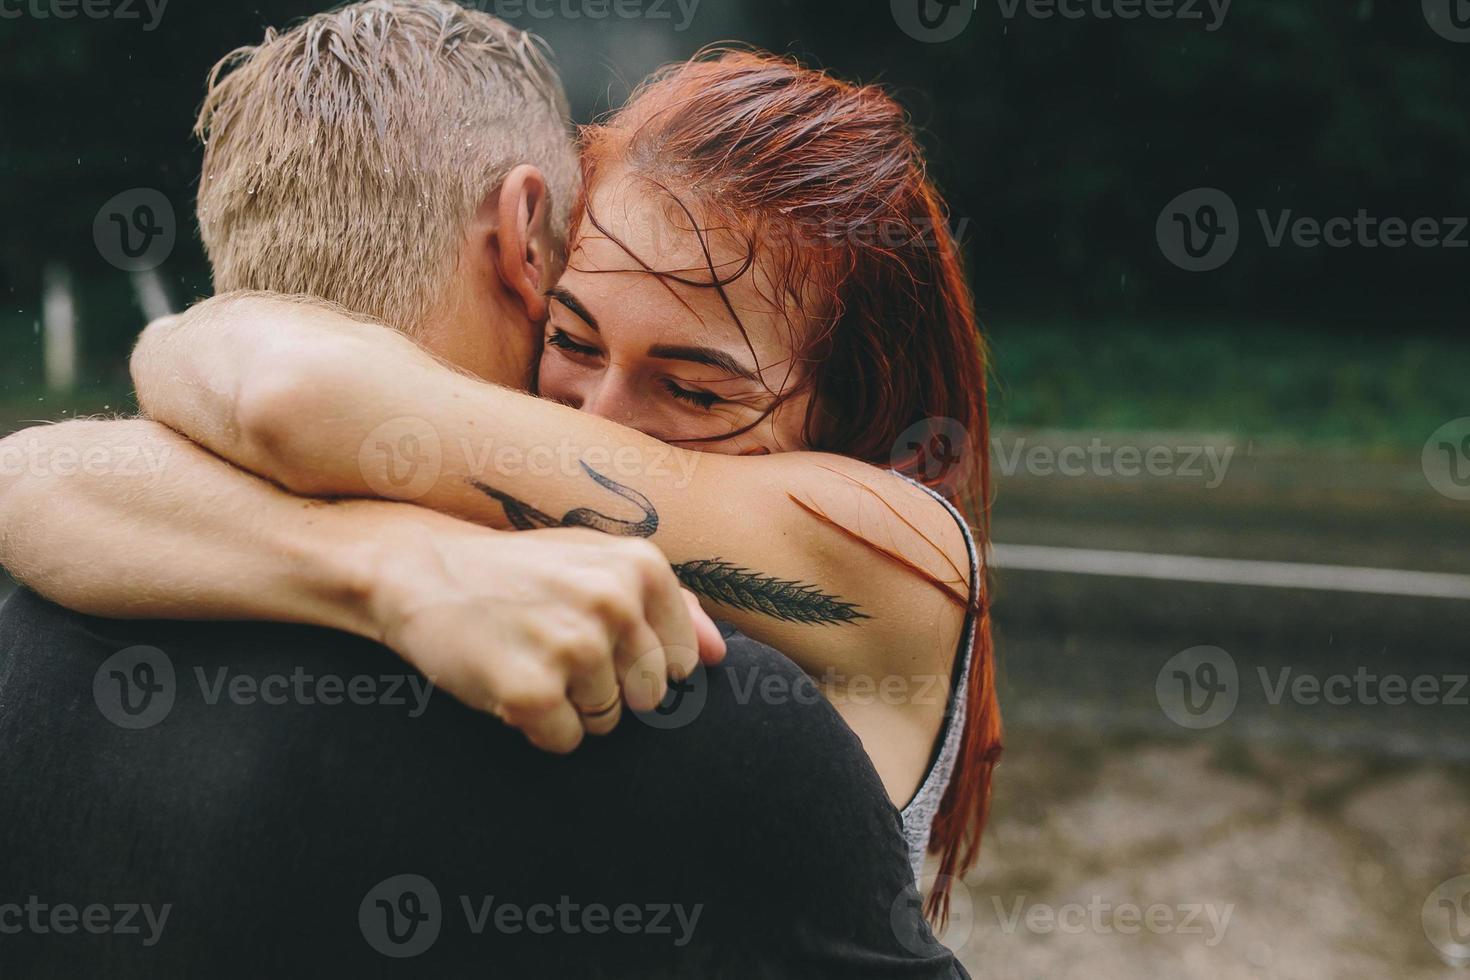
[[0, 384, 138, 435], [986, 319, 1468, 453], [0, 274, 141, 433]]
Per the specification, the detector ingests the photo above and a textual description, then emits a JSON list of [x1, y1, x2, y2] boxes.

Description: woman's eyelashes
[[548, 328, 728, 412], [659, 378, 723, 410], [546, 328, 601, 359]]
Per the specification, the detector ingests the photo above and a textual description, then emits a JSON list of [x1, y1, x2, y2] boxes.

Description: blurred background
[[2, 1, 1468, 977]]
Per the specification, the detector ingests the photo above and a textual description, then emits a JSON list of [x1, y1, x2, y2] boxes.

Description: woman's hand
[[362, 522, 726, 753]]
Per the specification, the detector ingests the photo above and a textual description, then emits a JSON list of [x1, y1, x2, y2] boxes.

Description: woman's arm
[[132, 293, 970, 692], [0, 418, 722, 751]]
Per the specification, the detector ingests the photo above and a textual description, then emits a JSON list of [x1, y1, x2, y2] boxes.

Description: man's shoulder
[[0, 585, 388, 672], [0, 586, 412, 744]]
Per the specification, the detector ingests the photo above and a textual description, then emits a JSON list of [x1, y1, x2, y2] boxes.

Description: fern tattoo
[[468, 461, 865, 626], [671, 559, 867, 626]]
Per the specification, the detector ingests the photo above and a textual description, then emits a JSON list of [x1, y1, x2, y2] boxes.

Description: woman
[[34, 50, 1000, 918]]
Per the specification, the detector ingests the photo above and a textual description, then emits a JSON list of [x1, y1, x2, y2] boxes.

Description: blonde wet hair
[[194, 0, 576, 333]]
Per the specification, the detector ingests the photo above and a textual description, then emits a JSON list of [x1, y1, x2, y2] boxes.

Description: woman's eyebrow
[[648, 344, 759, 382], [547, 287, 599, 332]]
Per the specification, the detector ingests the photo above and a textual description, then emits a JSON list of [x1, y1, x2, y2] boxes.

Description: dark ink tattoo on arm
[[473, 460, 658, 536], [467, 461, 866, 626]]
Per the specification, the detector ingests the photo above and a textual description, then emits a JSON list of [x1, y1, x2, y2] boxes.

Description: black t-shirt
[[0, 588, 968, 979]]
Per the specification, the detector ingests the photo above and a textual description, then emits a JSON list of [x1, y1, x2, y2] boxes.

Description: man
[[0, 2, 967, 977]]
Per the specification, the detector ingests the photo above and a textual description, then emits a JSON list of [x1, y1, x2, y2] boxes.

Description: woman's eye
[[546, 329, 601, 358], [660, 378, 722, 410]]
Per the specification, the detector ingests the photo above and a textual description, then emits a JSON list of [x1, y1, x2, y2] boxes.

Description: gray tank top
[[890, 473, 980, 881]]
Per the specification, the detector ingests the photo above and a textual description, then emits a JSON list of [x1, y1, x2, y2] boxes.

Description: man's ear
[[493, 164, 553, 322]]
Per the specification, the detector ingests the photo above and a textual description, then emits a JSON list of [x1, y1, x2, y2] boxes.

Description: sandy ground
[[954, 441, 1470, 977], [942, 727, 1470, 979]]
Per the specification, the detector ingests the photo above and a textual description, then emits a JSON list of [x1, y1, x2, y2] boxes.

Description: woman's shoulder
[[772, 451, 976, 665], [781, 452, 974, 582]]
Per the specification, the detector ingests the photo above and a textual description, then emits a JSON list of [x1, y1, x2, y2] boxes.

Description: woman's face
[[536, 171, 813, 455]]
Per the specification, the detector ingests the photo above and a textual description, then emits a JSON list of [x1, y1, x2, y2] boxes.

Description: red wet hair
[[573, 48, 1001, 924]]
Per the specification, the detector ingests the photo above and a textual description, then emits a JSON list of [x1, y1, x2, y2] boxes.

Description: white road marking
[[991, 544, 1470, 600]]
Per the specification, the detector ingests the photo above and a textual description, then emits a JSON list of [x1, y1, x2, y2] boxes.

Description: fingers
[[491, 664, 586, 755], [683, 589, 727, 665], [632, 545, 700, 684], [616, 619, 669, 713], [517, 697, 585, 755], [567, 655, 622, 736], [416, 532, 716, 754]]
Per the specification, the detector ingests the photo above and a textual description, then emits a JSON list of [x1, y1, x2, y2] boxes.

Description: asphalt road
[[988, 434, 1469, 758]]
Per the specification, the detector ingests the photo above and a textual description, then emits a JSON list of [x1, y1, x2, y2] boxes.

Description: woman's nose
[[580, 377, 641, 427]]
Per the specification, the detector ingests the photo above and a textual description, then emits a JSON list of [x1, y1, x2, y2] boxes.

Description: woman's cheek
[[763, 392, 813, 453], [536, 354, 582, 407]]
